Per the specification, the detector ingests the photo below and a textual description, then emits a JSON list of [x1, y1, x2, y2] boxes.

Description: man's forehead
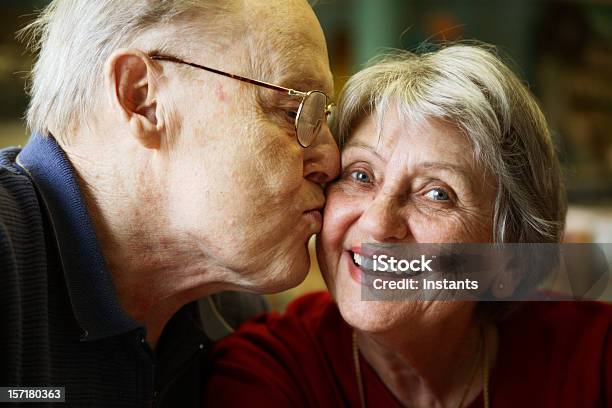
[[260, 32, 333, 95], [245, 0, 315, 25], [243, 0, 332, 94]]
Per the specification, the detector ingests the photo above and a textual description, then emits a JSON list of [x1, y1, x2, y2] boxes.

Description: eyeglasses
[[149, 54, 334, 148]]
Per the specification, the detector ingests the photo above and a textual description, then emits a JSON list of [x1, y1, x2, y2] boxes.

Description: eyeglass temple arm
[[149, 54, 308, 98]]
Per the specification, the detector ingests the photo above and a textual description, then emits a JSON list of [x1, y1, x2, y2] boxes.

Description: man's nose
[[303, 125, 340, 184], [359, 191, 410, 242]]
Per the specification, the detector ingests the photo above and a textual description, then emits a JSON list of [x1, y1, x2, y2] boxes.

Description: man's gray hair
[[20, 0, 238, 140], [334, 44, 566, 243]]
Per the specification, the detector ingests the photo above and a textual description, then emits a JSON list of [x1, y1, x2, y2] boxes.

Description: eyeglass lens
[[297, 91, 328, 147]]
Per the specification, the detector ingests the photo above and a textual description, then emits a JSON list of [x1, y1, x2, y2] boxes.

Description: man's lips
[[304, 209, 322, 221], [303, 209, 323, 231], [303, 198, 324, 227]]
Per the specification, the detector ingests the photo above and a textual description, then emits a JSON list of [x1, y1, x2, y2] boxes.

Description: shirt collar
[[16, 134, 141, 341]]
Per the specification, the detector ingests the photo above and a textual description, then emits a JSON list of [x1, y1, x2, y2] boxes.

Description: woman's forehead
[[346, 111, 467, 153], [342, 110, 487, 180]]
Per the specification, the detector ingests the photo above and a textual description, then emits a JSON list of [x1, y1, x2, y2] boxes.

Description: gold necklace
[[352, 329, 490, 408]]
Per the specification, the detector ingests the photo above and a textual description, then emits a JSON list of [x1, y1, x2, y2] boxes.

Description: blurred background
[[1, 0, 610, 310]]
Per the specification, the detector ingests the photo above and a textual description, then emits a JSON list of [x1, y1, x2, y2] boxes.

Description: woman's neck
[[355, 308, 495, 408]]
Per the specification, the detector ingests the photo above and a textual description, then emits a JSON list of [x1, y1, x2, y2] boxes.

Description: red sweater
[[203, 292, 611, 407]]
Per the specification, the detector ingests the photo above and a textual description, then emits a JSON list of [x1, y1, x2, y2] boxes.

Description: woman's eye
[[350, 170, 371, 183], [425, 188, 450, 201]]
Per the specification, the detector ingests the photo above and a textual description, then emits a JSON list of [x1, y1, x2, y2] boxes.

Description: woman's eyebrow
[[342, 141, 384, 160], [416, 161, 469, 175], [415, 161, 475, 187], [343, 144, 475, 182]]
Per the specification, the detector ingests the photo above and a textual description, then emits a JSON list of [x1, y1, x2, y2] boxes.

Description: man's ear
[[106, 49, 163, 149]]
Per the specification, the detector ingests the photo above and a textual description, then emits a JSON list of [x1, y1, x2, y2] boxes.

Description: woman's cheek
[[322, 186, 365, 248]]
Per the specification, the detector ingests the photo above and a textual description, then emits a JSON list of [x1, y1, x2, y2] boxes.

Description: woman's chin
[[336, 295, 403, 334]]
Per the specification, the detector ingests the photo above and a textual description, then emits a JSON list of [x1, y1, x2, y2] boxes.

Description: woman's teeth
[[353, 252, 374, 270]]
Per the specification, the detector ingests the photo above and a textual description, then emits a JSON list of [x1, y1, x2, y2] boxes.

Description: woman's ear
[[491, 257, 523, 299], [106, 48, 163, 149]]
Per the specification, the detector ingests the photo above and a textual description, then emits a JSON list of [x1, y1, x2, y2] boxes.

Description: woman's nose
[[359, 192, 410, 242], [303, 125, 340, 184]]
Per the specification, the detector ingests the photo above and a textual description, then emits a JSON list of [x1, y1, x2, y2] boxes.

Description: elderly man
[[0, 0, 338, 406]]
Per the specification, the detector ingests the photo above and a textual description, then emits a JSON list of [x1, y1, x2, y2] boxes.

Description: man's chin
[[273, 264, 310, 294], [248, 257, 311, 294]]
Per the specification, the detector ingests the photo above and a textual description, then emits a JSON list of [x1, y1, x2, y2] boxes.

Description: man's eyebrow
[[278, 74, 333, 97]]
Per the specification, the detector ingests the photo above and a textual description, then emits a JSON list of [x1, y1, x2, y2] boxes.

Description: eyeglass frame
[[148, 53, 334, 148]]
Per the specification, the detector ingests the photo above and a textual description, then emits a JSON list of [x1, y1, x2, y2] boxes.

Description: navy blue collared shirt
[[0, 134, 267, 407]]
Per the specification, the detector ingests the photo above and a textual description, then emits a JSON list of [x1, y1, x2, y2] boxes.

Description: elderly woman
[[202, 45, 611, 407]]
